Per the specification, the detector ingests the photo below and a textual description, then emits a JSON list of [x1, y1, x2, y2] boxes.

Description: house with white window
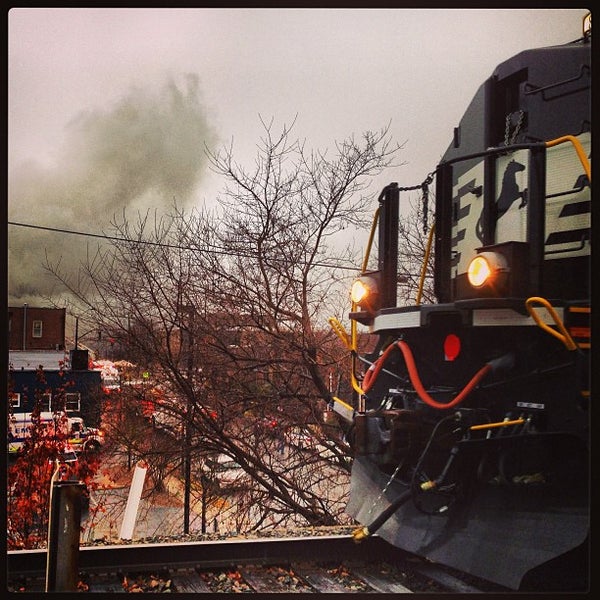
[[8, 306, 103, 427], [8, 305, 66, 351]]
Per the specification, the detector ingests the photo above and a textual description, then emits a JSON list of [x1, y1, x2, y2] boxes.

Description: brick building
[[7, 306, 103, 427], [8, 305, 66, 351]]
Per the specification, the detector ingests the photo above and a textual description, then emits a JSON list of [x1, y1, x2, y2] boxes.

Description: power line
[[8, 220, 360, 272], [9, 220, 196, 250]]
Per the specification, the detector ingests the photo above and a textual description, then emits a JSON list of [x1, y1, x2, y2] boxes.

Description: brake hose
[[362, 340, 494, 410]]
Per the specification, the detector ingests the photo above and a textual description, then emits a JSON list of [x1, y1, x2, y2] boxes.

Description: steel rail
[[8, 534, 398, 578], [8, 534, 501, 593]]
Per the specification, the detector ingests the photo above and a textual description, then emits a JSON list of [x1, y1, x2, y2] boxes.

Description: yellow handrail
[[361, 207, 380, 273], [328, 316, 364, 396], [328, 317, 351, 350], [416, 224, 435, 305], [341, 206, 381, 396], [545, 135, 591, 183], [525, 296, 578, 351]]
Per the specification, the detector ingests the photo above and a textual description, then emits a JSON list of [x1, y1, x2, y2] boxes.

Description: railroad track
[[7, 533, 500, 593]]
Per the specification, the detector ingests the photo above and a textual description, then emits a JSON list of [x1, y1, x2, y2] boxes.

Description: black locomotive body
[[333, 18, 590, 592]]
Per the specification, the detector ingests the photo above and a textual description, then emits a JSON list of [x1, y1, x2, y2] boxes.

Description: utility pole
[[183, 399, 192, 534], [182, 306, 194, 534], [22, 303, 27, 350], [200, 474, 208, 534]]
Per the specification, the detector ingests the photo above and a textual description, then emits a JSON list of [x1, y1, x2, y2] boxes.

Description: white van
[[204, 454, 249, 491]]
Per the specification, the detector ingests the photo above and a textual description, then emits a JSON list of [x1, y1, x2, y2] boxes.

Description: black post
[[183, 411, 191, 534], [378, 183, 399, 309], [527, 145, 546, 294], [183, 306, 194, 535], [46, 481, 85, 591], [200, 474, 208, 534], [22, 303, 27, 350]]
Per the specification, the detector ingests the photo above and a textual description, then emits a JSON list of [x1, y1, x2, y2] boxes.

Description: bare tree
[[46, 118, 401, 533], [203, 117, 400, 398]]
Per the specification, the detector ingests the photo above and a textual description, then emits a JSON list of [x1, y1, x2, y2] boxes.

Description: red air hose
[[362, 342, 397, 392], [362, 340, 492, 410]]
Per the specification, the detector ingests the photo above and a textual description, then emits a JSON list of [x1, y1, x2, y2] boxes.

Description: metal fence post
[[45, 480, 85, 591]]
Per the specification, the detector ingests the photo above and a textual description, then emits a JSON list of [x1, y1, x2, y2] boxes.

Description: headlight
[[350, 277, 373, 304], [350, 274, 379, 307], [349, 272, 381, 324], [467, 251, 509, 289]]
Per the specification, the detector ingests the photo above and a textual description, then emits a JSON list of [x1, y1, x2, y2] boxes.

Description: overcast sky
[[7, 7, 589, 306]]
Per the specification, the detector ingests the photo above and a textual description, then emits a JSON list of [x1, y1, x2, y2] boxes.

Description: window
[[39, 393, 52, 412], [32, 320, 43, 338], [9, 392, 20, 408], [65, 392, 81, 412]]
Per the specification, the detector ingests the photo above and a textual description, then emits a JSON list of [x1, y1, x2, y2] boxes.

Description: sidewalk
[[82, 462, 221, 542]]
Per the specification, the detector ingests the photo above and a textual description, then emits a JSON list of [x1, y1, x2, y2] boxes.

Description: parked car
[[67, 416, 105, 453], [151, 407, 183, 435], [203, 454, 250, 491]]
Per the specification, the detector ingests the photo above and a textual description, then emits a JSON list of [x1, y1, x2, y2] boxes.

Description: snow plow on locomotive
[[329, 15, 590, 592]]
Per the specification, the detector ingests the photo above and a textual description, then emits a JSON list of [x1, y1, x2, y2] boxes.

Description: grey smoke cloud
[[8, 74, 216, 306]]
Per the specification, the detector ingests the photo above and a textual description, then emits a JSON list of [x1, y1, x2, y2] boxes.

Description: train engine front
[[329, 18, 590, 592]]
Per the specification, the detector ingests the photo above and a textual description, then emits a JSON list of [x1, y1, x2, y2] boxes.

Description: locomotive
[[328, 14, 590, 592]]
